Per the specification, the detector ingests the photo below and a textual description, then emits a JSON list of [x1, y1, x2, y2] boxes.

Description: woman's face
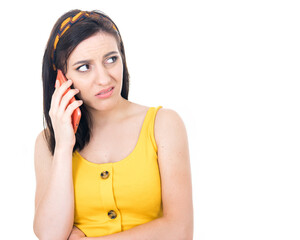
[[65, 32, 123, 112]]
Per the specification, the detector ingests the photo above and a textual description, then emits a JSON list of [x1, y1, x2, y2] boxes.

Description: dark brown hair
[[42, 9, 130, 155]]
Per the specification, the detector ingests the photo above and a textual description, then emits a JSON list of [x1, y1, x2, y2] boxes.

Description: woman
[[33, 9, 193, 240]]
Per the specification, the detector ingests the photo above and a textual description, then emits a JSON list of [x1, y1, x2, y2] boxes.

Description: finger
[[50, 80, 60, 112], [54, 79, 73, 99], [55, 80, 59, 89], [57, 89, 80, 115], [51, 79, 73, 110], [63, 100, 83, 121]]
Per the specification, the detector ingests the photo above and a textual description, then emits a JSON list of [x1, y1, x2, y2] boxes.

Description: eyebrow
[[104, 51, 118, 58], [72, 51, 119, 66]]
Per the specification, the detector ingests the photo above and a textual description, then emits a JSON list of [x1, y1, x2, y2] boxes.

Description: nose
[[94, 63, 111, 86]]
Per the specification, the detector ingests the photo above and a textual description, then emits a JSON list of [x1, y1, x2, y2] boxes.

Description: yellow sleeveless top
[[72, 106, 163, 237]]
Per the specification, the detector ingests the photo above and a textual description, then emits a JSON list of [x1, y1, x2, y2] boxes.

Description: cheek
[[114, 63, 123, 82], [72, 82, 88, 99]]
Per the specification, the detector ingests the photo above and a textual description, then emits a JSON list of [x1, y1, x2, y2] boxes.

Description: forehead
[[68, 32, 119, 62]]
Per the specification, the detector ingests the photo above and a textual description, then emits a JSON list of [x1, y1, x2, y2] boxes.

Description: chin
[[85, 98, 120, 112]]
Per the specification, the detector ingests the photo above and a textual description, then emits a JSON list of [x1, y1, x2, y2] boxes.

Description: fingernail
[[55, 80, 59, 88]]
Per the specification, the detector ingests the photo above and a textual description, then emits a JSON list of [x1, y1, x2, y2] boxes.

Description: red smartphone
[[56, 69, 81, 133]]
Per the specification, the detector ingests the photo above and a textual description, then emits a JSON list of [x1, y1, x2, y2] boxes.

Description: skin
[[34, 31, 193, 239], [65, 32, 131, 128], [68, 226, 86, 239], [64, 32, 150, 164]]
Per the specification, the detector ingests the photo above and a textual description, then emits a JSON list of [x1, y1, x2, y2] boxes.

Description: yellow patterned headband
[[51, 11, 118, 70]]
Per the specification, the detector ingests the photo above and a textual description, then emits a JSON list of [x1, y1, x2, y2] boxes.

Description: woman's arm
[[85, 217, 190, 240], [33, 131, 75, 240], [69, 217, 184, 240], [34, 79, 82, 239], [72, 108, 194, 240]]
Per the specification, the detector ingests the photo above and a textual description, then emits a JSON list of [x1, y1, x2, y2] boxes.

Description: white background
[[0, 0, 299, 239]]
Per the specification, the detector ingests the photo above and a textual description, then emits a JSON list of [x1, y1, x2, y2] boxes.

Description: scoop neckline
[[74, 107, 152, 166]]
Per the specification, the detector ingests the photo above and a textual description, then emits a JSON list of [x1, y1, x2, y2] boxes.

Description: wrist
[[53, 146, 74, 163], [55, 137, 75, 152], [54, 145, 74, 154]]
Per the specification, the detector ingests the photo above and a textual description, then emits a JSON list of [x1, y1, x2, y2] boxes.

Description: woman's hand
[[68, 226, 87, 240], [49, 79, 83, 149]]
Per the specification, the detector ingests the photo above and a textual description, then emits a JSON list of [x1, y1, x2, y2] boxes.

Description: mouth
[[96, 87, 114, 96]]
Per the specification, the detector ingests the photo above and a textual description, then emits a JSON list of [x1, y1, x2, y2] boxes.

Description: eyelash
[[106, 56, 118, 64], [76, 56, 118, 72], [76, 64, 89, 72]]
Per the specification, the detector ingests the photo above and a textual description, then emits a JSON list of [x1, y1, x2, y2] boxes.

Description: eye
[[76, 64, 90, 72], [105, 56, 118, 64]]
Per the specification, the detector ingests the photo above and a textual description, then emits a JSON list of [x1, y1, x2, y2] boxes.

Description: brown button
[[108, 210, 117, 219], [100, 171, 109, 179]]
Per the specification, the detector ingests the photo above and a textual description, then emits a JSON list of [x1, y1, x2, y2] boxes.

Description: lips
[[96, 87, 114, 96]]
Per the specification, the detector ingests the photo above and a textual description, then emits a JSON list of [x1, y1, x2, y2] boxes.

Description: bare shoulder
[[34, 129, 53, 178], [35, 130, 47, 149], [34, 129, 52, 160], [154, 108, 188, 147], [155, 107, 185, 124], [34, 129, 53, 210], [153, 107, 193, 236]]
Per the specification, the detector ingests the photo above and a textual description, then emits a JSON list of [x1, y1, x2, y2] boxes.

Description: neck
[[87, 98, 132, 129]]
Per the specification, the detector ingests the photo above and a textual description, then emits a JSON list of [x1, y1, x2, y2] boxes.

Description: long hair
[[42, 9, 130, 155]]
